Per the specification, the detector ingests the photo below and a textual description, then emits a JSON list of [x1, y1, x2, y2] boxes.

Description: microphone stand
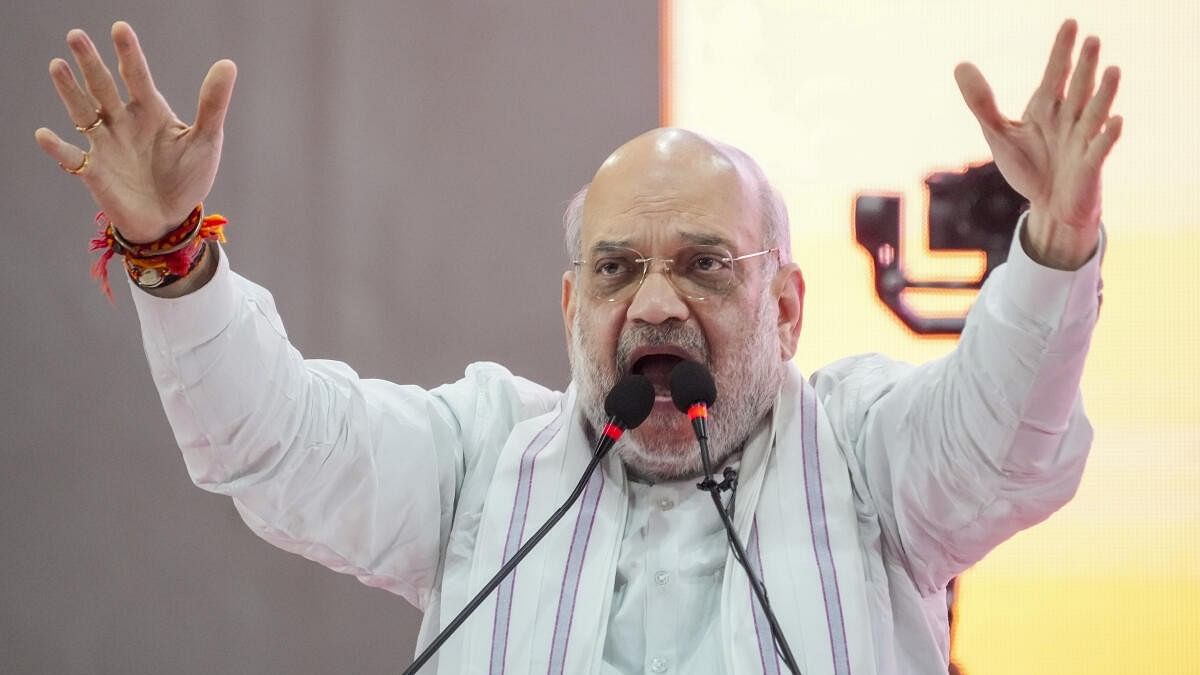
[[400, 425, 618, 674], [693, 413, 803, 675]]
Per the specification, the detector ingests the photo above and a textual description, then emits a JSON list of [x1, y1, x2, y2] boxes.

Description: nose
[[626, 264, 690, 325]]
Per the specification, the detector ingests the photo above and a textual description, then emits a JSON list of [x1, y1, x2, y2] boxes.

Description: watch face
[[137, 267, 163, 287]]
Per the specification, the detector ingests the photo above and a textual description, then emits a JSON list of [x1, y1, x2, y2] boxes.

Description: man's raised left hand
[[955, 19, 1122, 270]]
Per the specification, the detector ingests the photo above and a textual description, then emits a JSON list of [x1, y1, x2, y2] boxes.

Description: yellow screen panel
[[666, 2, 1200, 673]]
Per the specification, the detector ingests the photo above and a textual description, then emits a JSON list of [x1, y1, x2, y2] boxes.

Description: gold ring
[[60, 151, 89, 175], [75, 111, 104, 134]]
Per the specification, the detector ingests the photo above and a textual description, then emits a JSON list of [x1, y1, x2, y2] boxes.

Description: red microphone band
[[687, 402, 708, 422], [602, 422, 624, 442]]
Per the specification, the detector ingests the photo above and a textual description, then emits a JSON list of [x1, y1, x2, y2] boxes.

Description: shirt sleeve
[[811, 214, 1103, 595], [131, 246, 559, 608]]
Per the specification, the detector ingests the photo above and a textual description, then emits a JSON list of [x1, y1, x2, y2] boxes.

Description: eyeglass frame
[[571, 244, 780, 302]]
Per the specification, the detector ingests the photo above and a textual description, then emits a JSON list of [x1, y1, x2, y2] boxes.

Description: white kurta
[[132, 219, 1101, 674], [602, 463, 737, 674]]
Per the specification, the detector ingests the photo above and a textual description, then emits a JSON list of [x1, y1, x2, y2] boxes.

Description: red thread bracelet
[[89, 205, 227, 301]]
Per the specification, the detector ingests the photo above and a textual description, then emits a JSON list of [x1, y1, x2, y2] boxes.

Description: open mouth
[[628, 348, 691, 398]]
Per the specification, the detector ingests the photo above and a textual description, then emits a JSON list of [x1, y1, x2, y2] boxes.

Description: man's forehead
[[582, 129, 761, 248]]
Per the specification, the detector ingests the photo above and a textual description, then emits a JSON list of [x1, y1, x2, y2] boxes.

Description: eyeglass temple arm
[[729, 247, 779, 262]]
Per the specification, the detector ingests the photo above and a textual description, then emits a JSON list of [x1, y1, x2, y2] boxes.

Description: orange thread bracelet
[[89, 204, 227, 301]]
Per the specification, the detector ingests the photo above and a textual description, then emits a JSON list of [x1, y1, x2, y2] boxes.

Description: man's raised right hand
[[34, 21, 236, 244]]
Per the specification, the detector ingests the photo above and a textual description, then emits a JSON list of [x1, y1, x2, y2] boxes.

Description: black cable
[[720, 471, 792, 670], [402, 374, 654, 674], [696, 436, 802, 675], [401, 442, 614, 674]]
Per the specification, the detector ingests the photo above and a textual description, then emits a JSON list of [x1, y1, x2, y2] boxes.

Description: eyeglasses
[[572, 245, 778, 302]]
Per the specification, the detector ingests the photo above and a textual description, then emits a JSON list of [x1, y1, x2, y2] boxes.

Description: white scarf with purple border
[[421, 363, 877, 674]]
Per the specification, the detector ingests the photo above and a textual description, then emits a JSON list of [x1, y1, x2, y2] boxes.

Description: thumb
[[954, 62, 1005, 133], [194, 59, 237, 137]]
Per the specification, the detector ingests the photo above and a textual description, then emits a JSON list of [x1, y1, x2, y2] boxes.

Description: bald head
[[563, 128, 790, 265], [590, 128, 755, 219]]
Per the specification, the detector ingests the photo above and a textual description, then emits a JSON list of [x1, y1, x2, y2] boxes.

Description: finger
[[1077, 66, 1120, 141], [34, 127, 90, 174], [954, 62, 1006, 132], [66, 29, 124, 114], [193, 59, 238, 136], [48, 58, 101, 128], [1084, 115, 1123, 166], [111, 21, 159, 104], [1063, 35, 1100, 121], [1037, 19, 1077, 100]]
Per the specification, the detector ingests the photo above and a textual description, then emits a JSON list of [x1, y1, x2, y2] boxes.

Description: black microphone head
[[604, 374, 655, 429], [669, 360, 717, 413]]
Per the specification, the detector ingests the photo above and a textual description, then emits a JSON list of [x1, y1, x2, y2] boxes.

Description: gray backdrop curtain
[[1, 2, 658, 673]]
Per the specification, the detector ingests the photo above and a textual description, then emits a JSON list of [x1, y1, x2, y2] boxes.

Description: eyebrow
[[678, 231, 733, 248]]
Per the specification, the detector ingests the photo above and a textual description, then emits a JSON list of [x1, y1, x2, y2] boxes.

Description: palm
[[35, 22, 236, 242], [92, 108, 220, 232], [955, 20, 1122, 235]]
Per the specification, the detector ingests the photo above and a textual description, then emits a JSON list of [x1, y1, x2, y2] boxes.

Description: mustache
[[615, 321, 710, 373]]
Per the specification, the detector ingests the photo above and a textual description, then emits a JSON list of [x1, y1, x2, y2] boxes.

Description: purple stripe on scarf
[[746, 522, 783, 675], [801, 383, 852, 675], [546, 470, 605, 675], [489, 409, 567, 675]]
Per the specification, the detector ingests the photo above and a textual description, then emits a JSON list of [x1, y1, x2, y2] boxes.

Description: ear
[[771, 263, 805, 360], [562, 269, 577, 349]]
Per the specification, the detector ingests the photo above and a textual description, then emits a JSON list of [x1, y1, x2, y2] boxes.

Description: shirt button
[[649, 657, 669, 673], [654, 570, 671, 585], [657, 497, 675, 511]]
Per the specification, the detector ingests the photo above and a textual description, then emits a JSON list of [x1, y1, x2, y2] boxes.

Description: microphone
[[668, 361, 803, 675], [669, 360, 719, 482], [402, 374, 653, 674], [598, 373, 656, 452]]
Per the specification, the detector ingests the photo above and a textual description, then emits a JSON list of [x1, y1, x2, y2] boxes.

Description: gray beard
[[569, 293, 784, 482]]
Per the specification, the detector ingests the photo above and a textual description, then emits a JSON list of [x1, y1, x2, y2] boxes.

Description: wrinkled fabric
[[132, 216, 1101, 673]]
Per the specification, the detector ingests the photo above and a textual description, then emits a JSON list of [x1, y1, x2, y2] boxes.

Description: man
[[36, 18, 1119, 674]]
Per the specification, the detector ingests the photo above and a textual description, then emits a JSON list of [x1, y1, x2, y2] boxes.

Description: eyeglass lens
[[584, 246, 736, 301]]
